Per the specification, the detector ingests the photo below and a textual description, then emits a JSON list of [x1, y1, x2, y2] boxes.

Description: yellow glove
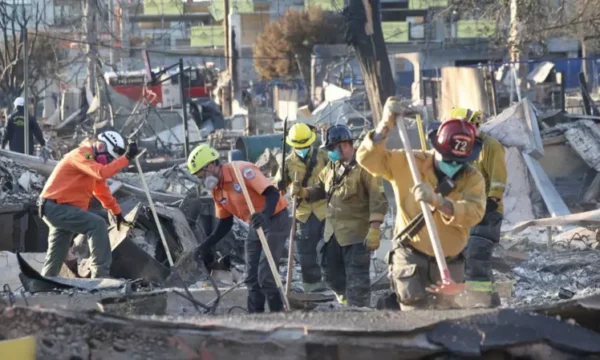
[[376, 96, 414, 134], [363, 227, 381, 251], [411, 182, 443, 208], [290, 180, 307, 199]]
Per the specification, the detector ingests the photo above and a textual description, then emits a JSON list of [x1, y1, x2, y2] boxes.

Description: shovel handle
[[231, 164, 290, 311], [133, 148, 174, 266], [395, 116, 452, 282]]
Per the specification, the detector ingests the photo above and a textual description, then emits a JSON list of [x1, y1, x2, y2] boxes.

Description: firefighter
[[356, 97, 486, 310], [2, 97, 46, 154], [449, 108, 507, 307], [274, 123, 329, 293], [291, 124, 388, 307], [188, 144, 291, 313], [39, 131, 138, 278]]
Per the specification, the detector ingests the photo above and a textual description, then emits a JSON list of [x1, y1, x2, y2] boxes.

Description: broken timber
[[345, 0, 395, 125], [522, 153, 574, 231], [509, 208, 600, 234]]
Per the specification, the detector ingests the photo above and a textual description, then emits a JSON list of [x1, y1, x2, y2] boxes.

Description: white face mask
[[204, 175, 219, 190]]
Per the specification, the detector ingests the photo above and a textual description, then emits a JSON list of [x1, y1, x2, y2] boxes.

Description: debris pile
[[500, 248, 600, 307], [254, 148, 282, 177], [0, 157, 46, 205], [115, 164, 199, 195]]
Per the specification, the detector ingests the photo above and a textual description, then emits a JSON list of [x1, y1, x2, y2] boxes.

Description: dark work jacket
[[2, 108, 45, 154]]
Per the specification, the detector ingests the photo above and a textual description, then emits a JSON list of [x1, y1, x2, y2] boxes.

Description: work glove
[[411, 182, 443, 209], [364, 227, 381, 251], [290, 180, 308, 199], [196, 243, 216, 266], [125, 139, 139, 160], [114, 213, 132, 231], [486, 197, 499, 213], [376, 97, 415, 135], [250, 212, 270, 230], [277, 179, 286, 192]]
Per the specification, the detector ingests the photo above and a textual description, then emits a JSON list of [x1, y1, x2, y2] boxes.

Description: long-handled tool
[[134, 149, 174, 266], [134, 149, 221, 314], [231, 164, 290, 311], [395, 116, 466, 296], [285, 172, 299, 295]]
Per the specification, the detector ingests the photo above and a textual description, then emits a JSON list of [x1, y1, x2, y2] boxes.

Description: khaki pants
[[387, 244, 464, 311]]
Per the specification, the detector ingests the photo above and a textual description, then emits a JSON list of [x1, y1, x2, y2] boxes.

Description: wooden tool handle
[[395, 116, 452, 282], [231, 163, 290, 311]]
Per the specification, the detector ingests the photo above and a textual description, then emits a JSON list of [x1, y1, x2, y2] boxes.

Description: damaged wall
[[502, 148, 535, 227], [440, 67, 488, 119]]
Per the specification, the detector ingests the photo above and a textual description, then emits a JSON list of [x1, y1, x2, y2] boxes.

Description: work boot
[[266, 293, 284, 312], [247, 290, 266, 313], [375, 292, 400, 310]]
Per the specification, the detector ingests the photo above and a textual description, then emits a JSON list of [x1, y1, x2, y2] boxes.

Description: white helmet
[[14, 97, 25, 107], [97, 131, 126, 158]]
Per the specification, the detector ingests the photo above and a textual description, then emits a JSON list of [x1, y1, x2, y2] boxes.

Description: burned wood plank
[[344, 0, 395, 125]]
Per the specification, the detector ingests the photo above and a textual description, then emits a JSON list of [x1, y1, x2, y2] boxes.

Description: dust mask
[[328, 149, 341, 162], [204, 176, 219, 190], [435, 152, 464, 178], [295, 148, 310, 158]]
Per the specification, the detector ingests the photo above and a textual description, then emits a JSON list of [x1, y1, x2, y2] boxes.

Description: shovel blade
[[425, 280, 467, 296]]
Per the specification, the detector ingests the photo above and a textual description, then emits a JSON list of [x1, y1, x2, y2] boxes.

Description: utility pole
[[22, 0, 29, 155], [346, 0, 395, 125], [179, 58, 190, 158], [509, 0, 527, 96], [85, 0, 99, 97], [108, 0, 115, 68], [222, 0, 232, 116], [230, 13, 240, 108]]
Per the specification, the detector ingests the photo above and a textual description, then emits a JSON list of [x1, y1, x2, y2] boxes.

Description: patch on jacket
[[85, 153, 94, 160]]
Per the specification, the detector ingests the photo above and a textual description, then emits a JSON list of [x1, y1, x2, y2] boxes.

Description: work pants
[[245, 209, 292, 313], [40, 199, 112, 278], [388, 243, 465, 311], [464, 211, 503, 290], [318, 235, 371, 307], [295, 213, 325, 286]]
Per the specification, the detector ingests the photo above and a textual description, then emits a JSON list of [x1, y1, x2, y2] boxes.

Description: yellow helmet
[[187, 144, 219, 174], [286, 123, 316, 149], [449, 108, 483, 126]]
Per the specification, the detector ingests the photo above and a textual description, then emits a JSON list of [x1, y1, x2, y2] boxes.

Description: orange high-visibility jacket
[[40, 141, 129, 215]]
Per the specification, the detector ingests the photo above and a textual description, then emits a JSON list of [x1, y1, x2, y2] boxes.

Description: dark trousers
[[318, 235, 371, 307], [295, 214, 324, 285], [245, 209, 292, 313], [40, 199, 111, 278], [465, 211, 503, 285]]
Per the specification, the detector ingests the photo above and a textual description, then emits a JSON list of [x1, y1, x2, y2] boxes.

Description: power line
[[4, 5, 600, 62]]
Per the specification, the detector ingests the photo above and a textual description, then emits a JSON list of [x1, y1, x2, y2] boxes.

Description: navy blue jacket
[[2, 107, 45, 154]]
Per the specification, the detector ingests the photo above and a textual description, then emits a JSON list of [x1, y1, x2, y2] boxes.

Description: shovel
[[394, 116, 466, 296], [231, 164, 291, 311]]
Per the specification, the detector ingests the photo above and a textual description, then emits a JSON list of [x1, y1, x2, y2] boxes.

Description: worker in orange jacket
[[187, 144, 291, 313], [39, 131, 138, 278]]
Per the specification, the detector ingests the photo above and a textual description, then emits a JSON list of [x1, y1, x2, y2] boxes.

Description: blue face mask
[[295, 148, 310, 158], [328, 149, 341, 162], [438, 160, 464, 178]]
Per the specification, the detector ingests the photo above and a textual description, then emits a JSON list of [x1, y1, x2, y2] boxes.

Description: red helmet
[[427, 119, 480, 162]]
